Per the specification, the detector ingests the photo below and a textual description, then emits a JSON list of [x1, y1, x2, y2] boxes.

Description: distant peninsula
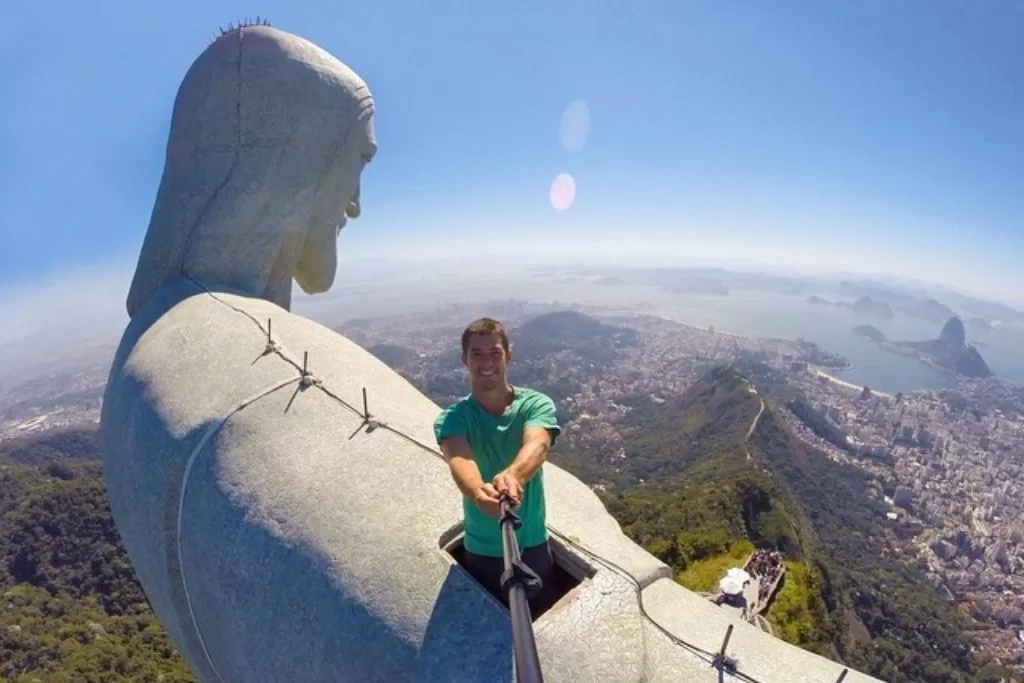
[[808, 295, 894, 319], [850, 317, 993, 379], [851, 324, 886, 343], [894, 298, 957, 325]]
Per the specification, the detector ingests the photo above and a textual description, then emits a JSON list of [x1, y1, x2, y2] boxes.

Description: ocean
[[296, 269, 1024, 396]]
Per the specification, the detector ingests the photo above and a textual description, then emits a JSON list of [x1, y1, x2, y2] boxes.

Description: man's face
[[463, 333, 510, 391]]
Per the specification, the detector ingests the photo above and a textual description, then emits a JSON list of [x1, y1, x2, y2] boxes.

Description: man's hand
[[492, 470, 522, 504], [473, 483, 503, 518]]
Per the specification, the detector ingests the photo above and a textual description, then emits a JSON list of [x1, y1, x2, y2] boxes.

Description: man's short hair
[[461, 317, 510, 356]]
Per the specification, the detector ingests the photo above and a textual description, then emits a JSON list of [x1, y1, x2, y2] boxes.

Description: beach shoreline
[[810, 366, 895, 399]]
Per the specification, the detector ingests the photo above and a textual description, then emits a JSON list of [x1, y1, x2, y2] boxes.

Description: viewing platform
[[701, 549, 787, 636]]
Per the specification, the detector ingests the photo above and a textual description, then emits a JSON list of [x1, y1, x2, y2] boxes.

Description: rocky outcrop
[[938, 317, 967, 348], [875, 316, 994, 378], [954, 345, 992, 378]]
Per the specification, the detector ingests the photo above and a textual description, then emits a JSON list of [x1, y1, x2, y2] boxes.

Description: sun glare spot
[[559, 100, 590, 152], [550, 173, 576, 212]]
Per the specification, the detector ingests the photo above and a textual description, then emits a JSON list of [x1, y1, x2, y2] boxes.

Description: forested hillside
[[0, 427, 196, 683], [583, 367, 1012, 683]]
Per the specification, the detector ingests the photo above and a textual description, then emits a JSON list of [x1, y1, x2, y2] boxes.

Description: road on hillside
[[743, 380, 766, 459]]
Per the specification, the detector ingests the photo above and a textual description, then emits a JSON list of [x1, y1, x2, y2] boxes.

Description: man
[[434, 317, 561, 615]]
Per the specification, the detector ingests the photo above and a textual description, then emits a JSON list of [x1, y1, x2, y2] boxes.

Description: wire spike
[[718, 623, 733, 659], [712, 624, 734, 671]]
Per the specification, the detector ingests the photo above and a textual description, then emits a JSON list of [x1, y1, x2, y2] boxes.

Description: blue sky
[[1, 1, 1023, 308]]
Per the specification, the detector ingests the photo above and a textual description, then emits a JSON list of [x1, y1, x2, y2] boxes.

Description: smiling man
[[434, 317, 562, 613]]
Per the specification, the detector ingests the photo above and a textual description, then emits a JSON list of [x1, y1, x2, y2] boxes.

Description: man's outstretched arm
[[494, 394, 560, 500], [504, 427, 553, 484], [493, 427, 554, 502], [440, 435, 503, 518]]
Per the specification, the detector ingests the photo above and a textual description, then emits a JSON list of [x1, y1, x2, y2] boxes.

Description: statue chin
[[294, 267, 335, 294], [294, 230, 340, 294]]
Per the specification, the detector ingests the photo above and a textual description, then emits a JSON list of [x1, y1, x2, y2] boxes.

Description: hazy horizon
[[1, 251, 1022, 365], [3, 1, 1023, 365]]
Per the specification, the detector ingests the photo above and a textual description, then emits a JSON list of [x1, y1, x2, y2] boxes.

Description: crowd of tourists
[[745, 549, 784, 604]]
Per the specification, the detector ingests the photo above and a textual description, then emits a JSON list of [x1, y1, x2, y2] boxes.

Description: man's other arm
[[439, 435, 502, 518], [435, 407, 482, 499], [438, 435, 486, 500]]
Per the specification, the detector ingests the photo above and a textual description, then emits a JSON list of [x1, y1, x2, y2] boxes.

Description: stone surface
[[99, 24, 884, 683]]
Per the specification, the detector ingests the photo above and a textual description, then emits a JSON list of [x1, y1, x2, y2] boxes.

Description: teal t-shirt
[[433, 386, 561, 557]]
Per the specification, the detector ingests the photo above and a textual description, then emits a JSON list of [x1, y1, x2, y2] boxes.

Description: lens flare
[[559, 100, 590, 152], [550, 173, 576, 212]]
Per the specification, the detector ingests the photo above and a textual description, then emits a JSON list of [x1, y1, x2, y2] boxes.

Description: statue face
[[344, 115, 378, 224], [294, 112, 378, 294]]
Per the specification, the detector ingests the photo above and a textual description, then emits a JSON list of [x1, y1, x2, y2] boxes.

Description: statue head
[[126, 25, 377, 317]]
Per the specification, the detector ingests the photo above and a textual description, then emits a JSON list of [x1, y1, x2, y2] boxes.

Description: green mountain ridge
[[584, 366, 1009, 683], [420, 309, 642, 410], [0, 427, 196, 683], [512, 310, 639, 373]]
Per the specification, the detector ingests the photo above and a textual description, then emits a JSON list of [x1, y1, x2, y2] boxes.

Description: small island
[[851, 316, 994, 379], [807, 295, 894, 319]]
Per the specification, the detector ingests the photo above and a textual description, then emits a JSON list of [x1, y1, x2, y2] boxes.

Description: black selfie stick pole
[[498, 492, 545, 683]]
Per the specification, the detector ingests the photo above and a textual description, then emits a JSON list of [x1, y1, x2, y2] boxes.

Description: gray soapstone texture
[[99, 24, 885, 683]]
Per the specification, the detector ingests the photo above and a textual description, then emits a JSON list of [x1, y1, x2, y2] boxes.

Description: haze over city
[[2, 0, 1023, 343]]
